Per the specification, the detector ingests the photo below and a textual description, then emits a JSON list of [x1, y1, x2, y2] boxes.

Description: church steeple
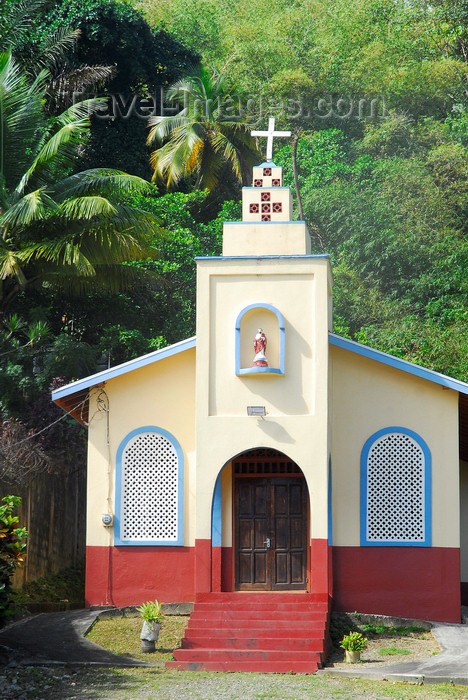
[[222, 118, 311, 256]]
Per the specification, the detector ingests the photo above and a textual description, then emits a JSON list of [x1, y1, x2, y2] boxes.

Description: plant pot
[[140, 621, 161, 653], [345, 649, 361, 663]]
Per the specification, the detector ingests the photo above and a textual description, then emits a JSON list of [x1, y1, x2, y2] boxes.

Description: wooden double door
[[234, 476, 309, 590]]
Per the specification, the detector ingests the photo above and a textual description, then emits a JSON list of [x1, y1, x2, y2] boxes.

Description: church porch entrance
[[232, 449, 309, 591]]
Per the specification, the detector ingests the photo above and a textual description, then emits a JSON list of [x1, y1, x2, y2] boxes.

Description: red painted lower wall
[[221, 547, 233, 591], [86, 542, 458, 621], [310, 539, 330, 595], [85, 545, 196, 607], [333, 546, 460, 623]]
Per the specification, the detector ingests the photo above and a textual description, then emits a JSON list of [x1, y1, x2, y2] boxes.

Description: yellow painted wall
[[86, 348, 196, 547], [330, 346, 460, 548], [195, 256, 333, 543], [222, 222, 311, 257]]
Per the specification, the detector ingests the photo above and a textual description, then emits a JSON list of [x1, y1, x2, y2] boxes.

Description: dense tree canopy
[[145, 0, 468, 122], [1, 0, 468, 490]]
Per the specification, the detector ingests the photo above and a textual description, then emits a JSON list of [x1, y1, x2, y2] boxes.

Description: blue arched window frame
[[360, 426, 431, 547], [235, 303, 285, 375], [114, 425, 184, 546]]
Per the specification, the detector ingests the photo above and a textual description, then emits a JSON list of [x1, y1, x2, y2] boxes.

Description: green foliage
[[340, 631, 368, 651], [0, 495, 28, 624], [148, 66, 259, 191], [145, 0, 468, 123], [113, 188, 227, 346], [137, 599, 164, 623], [23, 0, 198, 178], [37, 0, 194, 93], [0, 51, 163, 315]]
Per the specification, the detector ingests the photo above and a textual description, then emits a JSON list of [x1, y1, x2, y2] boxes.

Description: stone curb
[[317, 669, 468, 686], [89, 602, 194, 618]]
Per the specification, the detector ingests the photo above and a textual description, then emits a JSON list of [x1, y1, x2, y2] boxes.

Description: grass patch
[[378, 646, 412, 656], [86, 615, 188, 663]]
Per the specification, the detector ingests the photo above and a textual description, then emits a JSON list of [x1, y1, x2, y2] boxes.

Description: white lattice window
[[116, 428, 183, 545], [362, 429, 431, 546]]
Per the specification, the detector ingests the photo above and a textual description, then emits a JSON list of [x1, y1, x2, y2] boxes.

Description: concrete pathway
[[318, 622, 468, 685], [0, 610, 154, 667]]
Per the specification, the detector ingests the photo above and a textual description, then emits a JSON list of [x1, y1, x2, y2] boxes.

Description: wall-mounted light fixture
[[102, 513, 114, 527], [247, 406, 266, 417]]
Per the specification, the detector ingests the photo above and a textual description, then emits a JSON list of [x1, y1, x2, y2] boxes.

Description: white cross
[[251, 117, 291, 162]]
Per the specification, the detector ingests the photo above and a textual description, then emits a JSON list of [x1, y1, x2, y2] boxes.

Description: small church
[[53, 120, 468, 672]]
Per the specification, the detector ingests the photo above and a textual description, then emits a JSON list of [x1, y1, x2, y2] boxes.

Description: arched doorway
[[216, 448, 310, 591]]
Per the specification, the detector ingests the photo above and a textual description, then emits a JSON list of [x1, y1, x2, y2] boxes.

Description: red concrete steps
[[167, 660, 324, 673], [186, 617, 325, 630], [166, 592, 330, 673], [194, 601, 329, 613], [183, 626, 326, 639], [189, 610, 326, 622], [181, 636, 324, 651], [171, 649, 322, 663], [195, 592, 328, 603]]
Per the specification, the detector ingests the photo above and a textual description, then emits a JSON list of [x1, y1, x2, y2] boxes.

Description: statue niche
[[235, 304, 285, 375]]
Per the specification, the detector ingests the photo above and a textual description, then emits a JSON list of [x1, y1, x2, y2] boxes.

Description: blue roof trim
[[196, 254, 330, 261], [329, 332, 468, 395], [51, 336, 196, 401], [255, 161, 278, 167]]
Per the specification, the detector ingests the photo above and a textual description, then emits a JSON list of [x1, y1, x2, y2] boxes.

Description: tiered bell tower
[[194, 119, 333, 598]]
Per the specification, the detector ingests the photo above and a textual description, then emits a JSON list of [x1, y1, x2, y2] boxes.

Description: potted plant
[[340, 631, 367, 663], [137, 600, 164, 653]]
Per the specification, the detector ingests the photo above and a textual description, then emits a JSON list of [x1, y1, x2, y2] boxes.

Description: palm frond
[[0, 249, 26, 285], [58, 196, 117, 221], [147, 114, 192, 144], [47, 64, 116, 110], [0, 189, 58, 229], [19, 239, 96, 276], [15, 99, 104, 194], [147, 65, 259, 190], [51, 169, 154, 201], [35, 28, 80, 73], [0, 53, 47, 186], [0, 0, 45, 51]]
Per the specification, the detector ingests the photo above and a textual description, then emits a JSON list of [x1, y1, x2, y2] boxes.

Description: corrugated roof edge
[[51, 336, 196, 402], [329, 332, 468, 395]]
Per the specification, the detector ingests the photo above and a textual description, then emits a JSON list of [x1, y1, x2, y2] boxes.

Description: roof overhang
[[51, 336, 196, 426], [329, 333, 468, 395], [52, 333, 468, 430]]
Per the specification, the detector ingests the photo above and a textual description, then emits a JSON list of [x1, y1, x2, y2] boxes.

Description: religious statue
[[253, 328, 268, 367]]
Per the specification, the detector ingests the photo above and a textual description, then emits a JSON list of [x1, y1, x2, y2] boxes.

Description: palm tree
[[0, 0, 115, 114], [147, 66, 259, 191], [0, 51, 160, 315]]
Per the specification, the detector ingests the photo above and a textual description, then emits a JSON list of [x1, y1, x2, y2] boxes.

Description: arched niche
[[235, 303, 285, 375]]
